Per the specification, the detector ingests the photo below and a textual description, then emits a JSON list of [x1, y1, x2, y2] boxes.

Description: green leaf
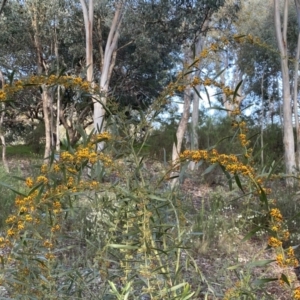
[[234, 174, 245, 194], [108, 280, 119, 294], [202, 163, 217, 176], [204, 86, 211, 107], [181, 293, 195, 300], [173, 132, 178, 147], [280, 273, 291, 286], [208, 106, 231, 112], [227, 263, 243, 270], [258, 184, 269, 210], [233, 80, 243, 101], [107, 244, 139, 250], [28, 182, 43, 195], [213, 67, 226, 80], [192, 86, 203, 100], [220, 165, 233, 190], [242, 227, 264, 242], [183, 69, 195, 76], [0, 181, 27, 196], [166, 282, 186, 292], [148, 194, 167, 201], [252, 277, 278, 287], [246, 259, 275, 268]]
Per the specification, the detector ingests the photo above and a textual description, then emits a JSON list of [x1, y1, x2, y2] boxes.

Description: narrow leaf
[[234, 174, 245, 194]]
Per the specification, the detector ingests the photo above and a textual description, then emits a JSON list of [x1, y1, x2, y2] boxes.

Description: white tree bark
[[95, 1, 123, 149], [171, 86, 191, 187], [54, 22, 61, 153], [274, 0, 296, 179], [80, 0, 94, 83], [80, 0, 123, 151], [188, 38, 206, 171], [294, 0, 300, 168], [293, 33, 300, 168], [42, 86, 52, 160], [261, 70, 265, 167], [0, 71, 9, 172]]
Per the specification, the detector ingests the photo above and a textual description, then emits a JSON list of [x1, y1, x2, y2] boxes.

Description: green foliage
[[147, 117, 178, 161], [0, 166, 24, 228], [24, 122, 45, 154]]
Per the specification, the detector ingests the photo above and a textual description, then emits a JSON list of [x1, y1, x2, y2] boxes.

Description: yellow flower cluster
[[268, 237, 282, 247], [268, 205, 299, 294], [0, 75, 96, 102], [3, 191, 39, 241], [58, 132, 111, 168], [270, 208, 283, 222], [180, 149, 255, 177]]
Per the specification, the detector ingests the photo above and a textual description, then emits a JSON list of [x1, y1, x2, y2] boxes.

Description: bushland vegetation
[[1, 0, 300, 299]]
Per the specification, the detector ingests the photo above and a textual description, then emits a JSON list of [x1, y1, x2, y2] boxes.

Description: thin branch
[[0, 0, 8, 16]]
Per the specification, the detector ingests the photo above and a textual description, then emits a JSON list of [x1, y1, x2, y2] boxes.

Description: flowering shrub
[[0, 38, 299, 299]]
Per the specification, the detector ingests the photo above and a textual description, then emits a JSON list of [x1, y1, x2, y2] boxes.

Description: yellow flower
[[45, 252, 55, 260], [287, 246, 295, 257], [192, 77, 200, 86], [7, 228, 15, 236], [51, 224, 60, 232], [268, 236, 282, 248], [210, 43, 218, 51], [41, 164, 48, 174], [43, 240, 53, 248], [204, 78, 212, 86], [282, 230, 290, 241], [294, 287, 300, 299], [270, 208, 283, 222], [276, 254, 284, 267], [177, 85, 185, 92], [17, 221, 25, 231], [53, 164, 60, 172], [6, 215, 16, 224], [89, 180, 99, 189], [36, 176, 48, 184], [25, 214, 33, 222], [19, 206, 28, 213], [271, 225, 279, 232]]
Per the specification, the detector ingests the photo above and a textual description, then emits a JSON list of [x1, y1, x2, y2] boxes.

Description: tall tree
[[274, 0, 296, 180], [294, 0, 300, 167], [80, 0, 123, 149]]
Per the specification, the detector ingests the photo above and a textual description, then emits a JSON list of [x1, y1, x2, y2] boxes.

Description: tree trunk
[[261, 70, 265, 167], [294, 0, 300, 168], [188, 91, 199, 171], [42, 86, 52, 160], [274, 0, 296, 181], [54, 22, 61, 154], [0, 71, 9, 172], [81, 0, 123, 151], [95, 2, 123, 146], [171, 87, 191, 187], [188, 38, 206, 171], [294, 33, 300, 169], [80, 0, 94, 83], [30, 4, 52, 162]]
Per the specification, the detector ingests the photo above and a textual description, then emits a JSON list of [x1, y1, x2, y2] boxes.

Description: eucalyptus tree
[[217, 0, 299, 177]]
